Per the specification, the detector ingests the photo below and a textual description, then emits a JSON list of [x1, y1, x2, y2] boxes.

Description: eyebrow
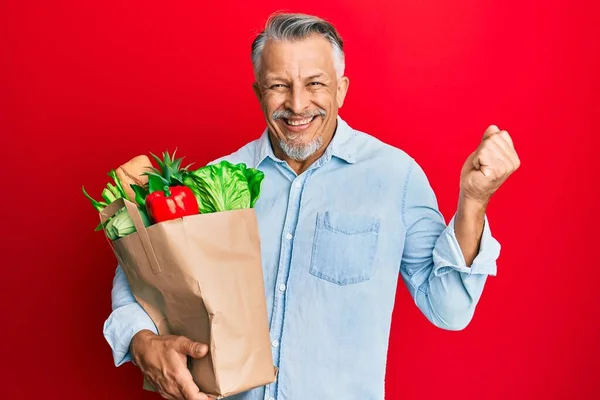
[[264, 73, 327, 83], [264, 75, 287, 84]]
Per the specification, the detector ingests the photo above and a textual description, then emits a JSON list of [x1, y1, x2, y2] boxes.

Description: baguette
[[116, 155, 153, 201]]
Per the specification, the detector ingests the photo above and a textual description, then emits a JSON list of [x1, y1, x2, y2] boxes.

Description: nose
[[285, 84, 310, 115]]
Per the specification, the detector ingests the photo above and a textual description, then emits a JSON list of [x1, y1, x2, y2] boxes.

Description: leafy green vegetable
[[108, 170, 129, 200], [102, 188, 117, 203], [147, 149, 193, 187], [182, 160, 264, 213], [83, 169, 150, 236], [147, 173, 168, 194], [82, 186, 108, 212], [131, 184, 149, 208], [104, 208, 151, 240], [241, 164, 265, 208]]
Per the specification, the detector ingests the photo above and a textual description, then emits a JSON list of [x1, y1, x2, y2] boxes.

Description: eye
[[309, 82, 323, 86], [270, 84, 288, 90]]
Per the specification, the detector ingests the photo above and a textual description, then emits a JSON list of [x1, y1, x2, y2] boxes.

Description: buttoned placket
[[263, 165, 308, 400]]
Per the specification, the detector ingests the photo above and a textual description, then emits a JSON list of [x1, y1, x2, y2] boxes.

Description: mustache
[[272, 108, 326, 120]]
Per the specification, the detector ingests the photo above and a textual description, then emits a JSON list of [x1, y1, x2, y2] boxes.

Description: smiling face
[[253, 35, 349, 169]]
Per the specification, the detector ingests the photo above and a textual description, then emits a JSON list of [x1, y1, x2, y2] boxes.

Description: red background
[[1, 0, 598, 399]]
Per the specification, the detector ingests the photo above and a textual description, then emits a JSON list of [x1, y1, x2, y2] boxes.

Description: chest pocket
[[309, 211, 381, 285]]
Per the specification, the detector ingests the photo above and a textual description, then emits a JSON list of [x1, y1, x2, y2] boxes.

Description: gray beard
[[278, 134, 323, 161]]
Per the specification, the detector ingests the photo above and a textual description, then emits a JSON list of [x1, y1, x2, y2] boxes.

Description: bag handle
[[99, 198, 162, 274]]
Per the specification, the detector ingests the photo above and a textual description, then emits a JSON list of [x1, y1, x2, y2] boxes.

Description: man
[[103, 12, 520, 400]]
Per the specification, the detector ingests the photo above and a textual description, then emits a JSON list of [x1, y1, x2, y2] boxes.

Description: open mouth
[[284, 116, 315, 126], [280, 116, 317, 132]]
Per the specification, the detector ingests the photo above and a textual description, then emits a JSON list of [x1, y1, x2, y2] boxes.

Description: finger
[[484, 145, 514, 179], [487, 135, 518, 170], [485, 142, 510, 176], [176, 337, 209, 359], [160, 392, 178, 400], [474, 147, 502, 179], [482, 124, 500, 141], [156, 378, 182, 400], [496, 130, 521, 169], [148, 378, 168, 398], [490, 134, 521, 170], [157, 387, 178, 400], [175, 369, 209, 400], [179, 380, 209, 400], [162, 382, 186, 400], [497, 129, 515, 149], [472, 151, 481, 171], [486, 136, 521, 174]]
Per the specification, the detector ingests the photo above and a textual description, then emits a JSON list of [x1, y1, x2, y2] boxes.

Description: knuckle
[[480, 146, 492, 157], [185, 341, 196, 355], [486, 125, 499, 133], [489, 135, 503, 147], [501, 132, 512, 142], [483, 139, 495, 147], [174, 336, 189, 350]]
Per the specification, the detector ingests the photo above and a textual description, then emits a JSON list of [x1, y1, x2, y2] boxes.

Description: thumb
[[178, 337, 209, 359], [472, 152, 492, 177], [480, 165, 493, 178]]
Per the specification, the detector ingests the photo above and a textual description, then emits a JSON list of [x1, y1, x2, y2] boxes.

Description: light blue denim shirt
[[104, 117, 501, 400]]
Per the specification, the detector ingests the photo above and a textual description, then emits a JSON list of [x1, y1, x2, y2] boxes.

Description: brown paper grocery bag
[[100, 199, 276, 399]]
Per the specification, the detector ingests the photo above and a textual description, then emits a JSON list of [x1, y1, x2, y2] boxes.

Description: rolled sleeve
[[103, 304, 158, 366], [103, 265, 158, 367], [432, 214, 501, 278], [400, 158, 502, 330]]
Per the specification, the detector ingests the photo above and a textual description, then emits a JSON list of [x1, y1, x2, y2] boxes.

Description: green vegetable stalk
[[82, 169, 151, 237]]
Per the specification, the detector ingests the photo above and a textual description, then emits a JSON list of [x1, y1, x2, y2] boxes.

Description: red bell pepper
[[145, 185, 199, 223]]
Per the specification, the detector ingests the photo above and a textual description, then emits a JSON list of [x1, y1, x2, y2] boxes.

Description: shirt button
[[295, 182, 301, 189], [278, 284, 286, 292], [268, 397, 275, 400], [285, 233, 293, 240], [272, 340, 279, 348]]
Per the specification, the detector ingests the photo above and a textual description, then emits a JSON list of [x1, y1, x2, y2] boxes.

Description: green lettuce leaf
[[239, 163, 264, 207], [183, 160, 265, 213]]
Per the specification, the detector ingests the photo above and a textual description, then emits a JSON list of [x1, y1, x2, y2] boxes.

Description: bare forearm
[[454, 193, 487, 267]]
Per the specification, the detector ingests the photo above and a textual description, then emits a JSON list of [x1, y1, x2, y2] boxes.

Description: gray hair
[[251, 13, 345, 79]]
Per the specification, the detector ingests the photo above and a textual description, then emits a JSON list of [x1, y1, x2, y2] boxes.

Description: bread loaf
[[116, 155, 153, 201]]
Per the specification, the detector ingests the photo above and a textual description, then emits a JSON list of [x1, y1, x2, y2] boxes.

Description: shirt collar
[[253, 116, 357, 168]]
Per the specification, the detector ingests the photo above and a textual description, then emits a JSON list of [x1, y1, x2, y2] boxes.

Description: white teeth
[[286, 117, 313, 126]]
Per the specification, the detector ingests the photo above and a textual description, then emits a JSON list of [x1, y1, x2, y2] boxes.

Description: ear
[[252, 81, 262, 102], [336, 76, 350, 108]]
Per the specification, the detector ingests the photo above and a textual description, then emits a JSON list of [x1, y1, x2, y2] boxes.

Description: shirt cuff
[[432, 214, 501, 278], [103, 303, 158, 367]]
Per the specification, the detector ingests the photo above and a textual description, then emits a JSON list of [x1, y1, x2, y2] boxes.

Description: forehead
[[260, 36, 336, 78]]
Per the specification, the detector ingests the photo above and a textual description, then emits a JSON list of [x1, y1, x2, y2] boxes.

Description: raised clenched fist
[[460, 125, 521, 204]]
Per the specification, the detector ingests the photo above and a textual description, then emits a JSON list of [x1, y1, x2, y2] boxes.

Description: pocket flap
[[318, 211, 381, 235]]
